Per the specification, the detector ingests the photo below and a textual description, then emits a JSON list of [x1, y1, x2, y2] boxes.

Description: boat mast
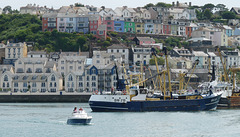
[[163, 47, 172, 97], [114, 60, 120, 91]]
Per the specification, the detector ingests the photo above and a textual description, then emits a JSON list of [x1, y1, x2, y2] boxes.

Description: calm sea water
[[0, 103, 240, 137]]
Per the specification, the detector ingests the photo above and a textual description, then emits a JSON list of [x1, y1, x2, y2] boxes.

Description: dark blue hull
[[67, 118, 92, 125], [89, 94, 221, 112]]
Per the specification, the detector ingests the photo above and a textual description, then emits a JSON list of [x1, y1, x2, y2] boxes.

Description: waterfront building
[[153, 20, 162, 34], [221, 49, 240, 69], [133, 37, 155, 45], [122, 7, 136, 18], [114, 16, 125, 32], [42, 13, 58, 31], [124, 18, 135, 33], [185, 23, 198, 38], [192, 51, 208, 69], [135, 19, 144, 34], [162, 24, 171, 35], [58, 56, 86, 77], [230, 7, 240, 18], [132, 45, 152, 66], [27, 51, 47, 58], [107, 44, 129, 64], [103, 16, 114, 32], [92, 50, 122, 67], [4, 42, 28, 65], [170, 47, 193, 60], [168, 57, 192, 69], [20, 4, 50, 15], [75, 15, 89, 34], [89, 15, 102, 35], [144, 19, 155, 34], [99, 8, 116, 16]]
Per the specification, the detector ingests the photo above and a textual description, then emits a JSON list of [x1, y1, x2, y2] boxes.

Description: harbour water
[[1, 103, 240, 137]]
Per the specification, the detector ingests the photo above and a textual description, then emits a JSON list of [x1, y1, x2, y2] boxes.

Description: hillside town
[[0, 1, 240, 95]]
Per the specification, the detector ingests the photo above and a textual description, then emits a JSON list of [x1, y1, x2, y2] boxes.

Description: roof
[[107, 44, 128, 49], [223, 25, 232, 30], [195, 27, 213, 32], [19, 57, 48, 64], [186, 37, 211, 42], [42, 13, 58, 18], [136, 37, 155, 42], [44, 61, 56, 68], [231, 7, 240, 14], [28, 51, 47, 55], [207, 52, 216, 57], [192, 51, 208, 57]]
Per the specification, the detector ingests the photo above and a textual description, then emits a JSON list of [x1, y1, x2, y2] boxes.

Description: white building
[[107, 44, 129, 64]]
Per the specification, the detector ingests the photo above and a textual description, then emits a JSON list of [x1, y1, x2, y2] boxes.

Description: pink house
[[162, 24, 171, 35], [96, 24, 107, 40], [103, 16, 114, 32], [133, 37, 155, 45], [89, 15, 102, 35]]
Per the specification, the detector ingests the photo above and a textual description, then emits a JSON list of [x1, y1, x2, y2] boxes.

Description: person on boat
[[79, 107, 83, 111], [73, 107, 77, 113]]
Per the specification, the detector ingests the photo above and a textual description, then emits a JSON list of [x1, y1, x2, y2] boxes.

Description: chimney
[[172, 2, 175, 7], [189, 2, 192, 7], [177, 1, 180, 7]]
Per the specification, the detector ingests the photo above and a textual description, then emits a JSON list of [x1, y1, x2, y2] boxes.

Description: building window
[[4, 75, 8, 81], [51, 75, 55, 81], [70, 66, 73, 70], [99, 31, 104, 35], [14, 82, 18, 87], [92, 82, 96, 87], [41, 83, 46, 87], [92, 76, 96, 81], [32, 82, 37, 87], [23, 82, 27, 87], [78, 66, 82, 70], [61, 61, 64, 64], [68, 75, 73, 81], [87, 76, 89, 81], [79, 76, 82, 81]]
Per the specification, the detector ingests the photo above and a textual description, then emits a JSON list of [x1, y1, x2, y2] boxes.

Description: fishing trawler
[[89, 47, 222, 112]]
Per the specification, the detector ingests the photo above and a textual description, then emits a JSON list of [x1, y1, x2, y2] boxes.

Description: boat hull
[[67, 118, 92, 125], [89, 94, 222, 112]]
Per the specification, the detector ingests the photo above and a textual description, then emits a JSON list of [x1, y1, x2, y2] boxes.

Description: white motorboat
[[67, 108, 92, 125]]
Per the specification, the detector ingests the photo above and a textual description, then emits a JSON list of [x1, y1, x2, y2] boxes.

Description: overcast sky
[[1, 0, 239, 10]]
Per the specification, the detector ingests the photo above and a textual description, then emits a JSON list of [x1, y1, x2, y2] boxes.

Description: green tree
[[222, 11, 236, 19], [144, 3, 154, 9], [203, 9, 213, 19], [202, 3, 215, 11], [155, 2, 172, 8], [149, 56, 165, 65]]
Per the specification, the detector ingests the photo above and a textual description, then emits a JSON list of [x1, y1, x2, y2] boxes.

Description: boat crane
[[217, 47, 229, 82]]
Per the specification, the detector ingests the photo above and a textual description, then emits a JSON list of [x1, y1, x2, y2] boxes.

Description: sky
[[1, 0, 240, 10]]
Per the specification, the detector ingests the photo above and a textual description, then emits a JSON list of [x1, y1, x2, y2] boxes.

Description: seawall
[[0, 95, 91, 103]]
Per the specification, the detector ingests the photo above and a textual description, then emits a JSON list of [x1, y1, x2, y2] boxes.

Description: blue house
[[223, 25, 233, 37], [114, 17, 125, 32], [75, 15, 89, 34], [144, 19, 154, 34]]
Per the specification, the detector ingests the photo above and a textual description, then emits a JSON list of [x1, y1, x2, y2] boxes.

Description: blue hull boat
[[89, 93, 222, 112]]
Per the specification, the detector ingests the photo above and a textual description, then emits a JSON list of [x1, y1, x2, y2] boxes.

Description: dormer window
[[4, 75, 8, 81], [51, 75, 56, 81]]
